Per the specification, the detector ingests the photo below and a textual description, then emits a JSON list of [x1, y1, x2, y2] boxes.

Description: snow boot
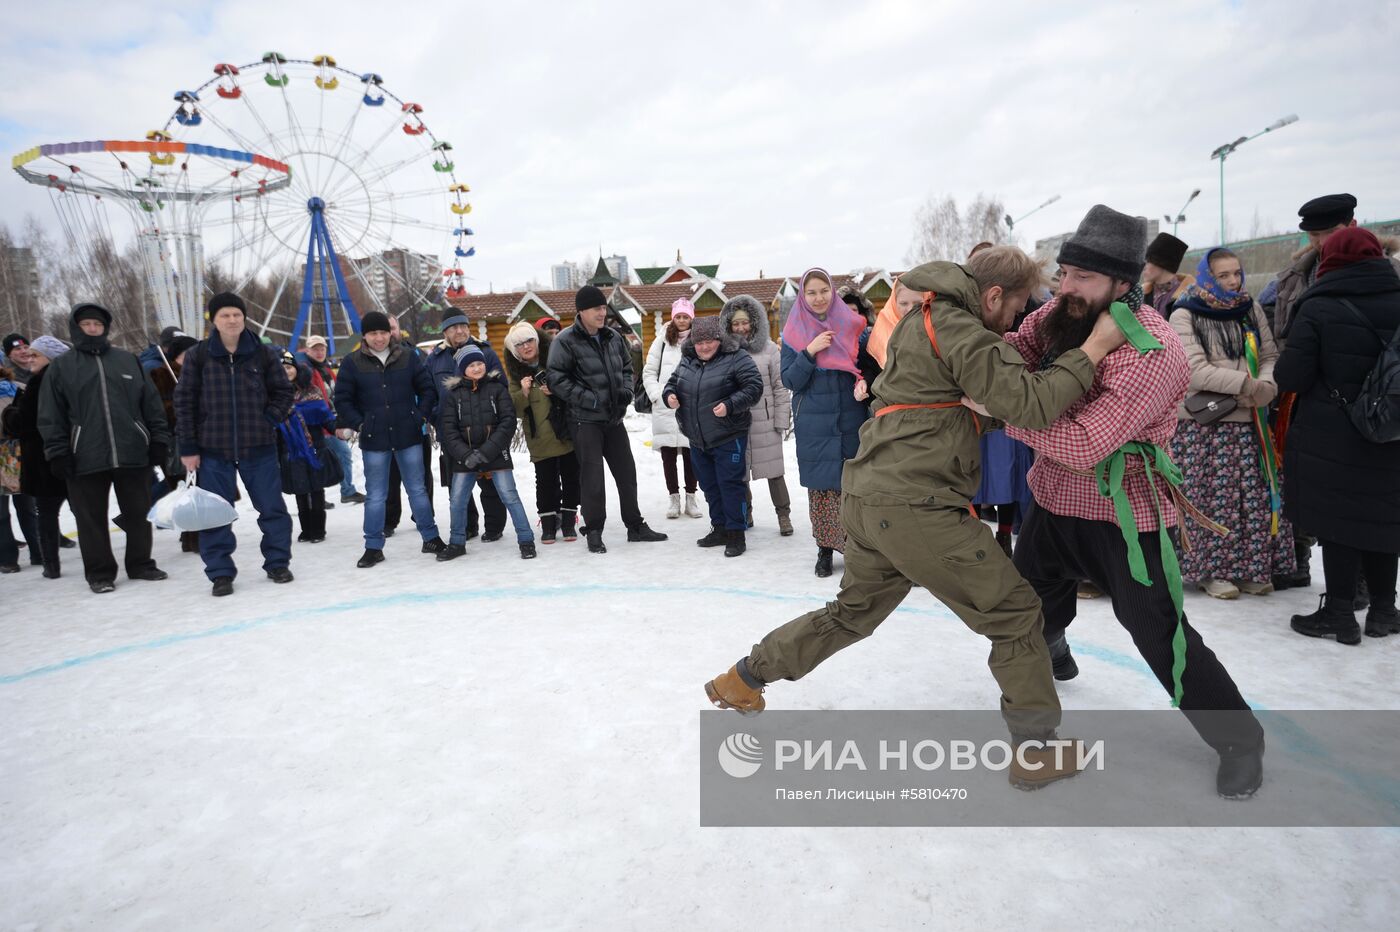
[[815, 547, 834, 578], [724, 529, 746, 558], [587, 529, 607, 554], [520, 542, 537, 560], [1274, 539, 1312, 590], [683, 493, 703, 518], [777, 509, 794, 537], [1364, 605, 1398, 638], [436, 543, 466, 562], [560, 508, 578, 542], [627, 522, 668, 542], [1048, 635, 1079, 681], [539, 512, 558, 544], [1290, 595, 1361, 645], [1008, 738, 1085, 790], [666, 493, 682, 519], [705, 660, 765, 715], [1217, 739, 1265, 799], [697, 525, 727, 548]]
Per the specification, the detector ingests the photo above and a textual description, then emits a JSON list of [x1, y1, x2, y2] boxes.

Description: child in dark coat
[[276, 354, 342, 543], [438, 344, 536, 560]]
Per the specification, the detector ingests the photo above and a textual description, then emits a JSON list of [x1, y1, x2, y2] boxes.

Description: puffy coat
[[333, 342, 437, 452], [173, 330, 294, 460], [641, 331, 689, 449], [720, 296, 790, 480], [6, 367, 66, 497], [426, 336, 504, 421], [438, 376, 516, 473], [662, 335, 764, 452], [39, 308, 171, 476], [1169, 301, 1278, 424], [504, 334, 573, 462], [545, 321, 634, 426], [1275, 257, 1400, 552], [781, 340, 869, 491]]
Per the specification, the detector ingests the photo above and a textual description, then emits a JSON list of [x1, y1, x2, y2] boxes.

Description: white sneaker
[[684, 493, 704, 518], [1235, 579, 1274, 596], [1199, 578, 1241, 600], [666, 493, 682, 519]]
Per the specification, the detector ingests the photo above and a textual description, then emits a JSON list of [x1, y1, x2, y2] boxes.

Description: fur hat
[[504, 321, 540, 359], [670, 298, 695, 320], [206, 292, 246, 318], [1056, 205, 1149, 283], [360, 311, 392, 334], [1144, 233, 1188, 274], [689, 316, 724, 344], [28, 335, 69, 360]]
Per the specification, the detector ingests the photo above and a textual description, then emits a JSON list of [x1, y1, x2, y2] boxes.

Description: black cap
[[1144, 233, 1189, 274], [167, 335, 199, 359], [206, 292, 247, 318], [1298, 193, 1357, 232], [280, 350, 298, 367], [2, 333, 27, 357], [575, 284, 607, 312], [360, 311, 392, 334]]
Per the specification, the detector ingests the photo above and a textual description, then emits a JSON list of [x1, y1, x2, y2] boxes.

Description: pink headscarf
[[781, 268, 865, 377]]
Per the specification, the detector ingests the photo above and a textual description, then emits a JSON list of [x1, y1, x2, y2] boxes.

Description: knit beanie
[[670, 297, 695, 320], [28, 335, 69, 360], [729, 308, 751, 325], [206, 292, 247, 318], [689, 316, 724, 344], [1056, 205, 1149, 283], [454, 343, 485, 374], [360, 311, 392, 334], [2, 333, 26, 357], [504, 321, 539, 359], [440, 305, 470, 331], [1144, 233, 1188, 275], [575, 285, 607, 311]]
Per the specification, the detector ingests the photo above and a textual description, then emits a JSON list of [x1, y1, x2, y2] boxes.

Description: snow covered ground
[[2, 414, 1397, 930]]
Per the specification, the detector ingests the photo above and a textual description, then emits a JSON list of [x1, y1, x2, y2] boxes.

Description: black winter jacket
[[545, 321, 634, 426], [333, 343, 437, 452], [1276, 258, 1400, 551], [438, 376, 516, 472], [6, 367, 66, 497], [173, 330, 294, 460], [662, 338, 765, 450]]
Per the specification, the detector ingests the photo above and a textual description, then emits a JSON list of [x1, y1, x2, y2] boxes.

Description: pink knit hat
[[670, 297, 695, 321]]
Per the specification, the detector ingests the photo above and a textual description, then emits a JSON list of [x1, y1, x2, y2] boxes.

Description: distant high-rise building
[[603, 254, 630, 285], [551, 263, 575, 292]]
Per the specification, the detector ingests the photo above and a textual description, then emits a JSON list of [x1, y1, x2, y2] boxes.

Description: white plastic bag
[[147, 471, 239, 531]]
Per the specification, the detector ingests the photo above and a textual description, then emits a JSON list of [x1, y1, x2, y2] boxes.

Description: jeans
[[690, 436, 750, 531], [363, 443, 439, 549], [196, 449, 293, 581], [323, 432, 359, 497], [449, 469, 533, 544]]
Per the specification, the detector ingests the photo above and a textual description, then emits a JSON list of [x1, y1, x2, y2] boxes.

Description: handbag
[[1184, 391, 1238, 425]]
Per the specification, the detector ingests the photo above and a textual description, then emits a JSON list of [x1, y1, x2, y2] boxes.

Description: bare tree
[[905, 193, 1013, 265]]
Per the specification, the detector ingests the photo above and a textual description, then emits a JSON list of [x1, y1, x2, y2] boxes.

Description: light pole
[[1163, 189, 1202, 238], [1210, 114, 1299, 245], [1004, 194, 1062, 232]]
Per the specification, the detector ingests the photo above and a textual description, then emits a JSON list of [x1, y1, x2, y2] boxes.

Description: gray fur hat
[[689, 315, 724, 344], [1056, 204, 1150, 283]]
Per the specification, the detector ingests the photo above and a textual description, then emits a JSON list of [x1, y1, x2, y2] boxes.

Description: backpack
[[1330, 298, 1400, 443]]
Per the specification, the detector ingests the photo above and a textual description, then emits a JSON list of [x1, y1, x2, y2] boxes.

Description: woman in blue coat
[[781, 268, 871, 577]]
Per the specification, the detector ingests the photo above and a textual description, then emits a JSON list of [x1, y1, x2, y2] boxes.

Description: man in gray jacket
[[39, 304, 171, 593]]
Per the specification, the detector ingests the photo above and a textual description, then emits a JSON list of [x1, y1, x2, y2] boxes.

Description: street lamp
[[1163, 189, 1202, 238], [1210, 114, 1299, 245], [1005, 194, 1062, 231]]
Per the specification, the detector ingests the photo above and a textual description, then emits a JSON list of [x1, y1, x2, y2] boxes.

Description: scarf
[[780, 268, 865, 377], [1178, 248, 1252, 319], [277, 411, 322, 470], [1318, 227, 1385, 278]]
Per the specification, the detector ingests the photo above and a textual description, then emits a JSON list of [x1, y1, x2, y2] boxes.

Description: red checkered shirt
[[1003, 298, 1189, 531]]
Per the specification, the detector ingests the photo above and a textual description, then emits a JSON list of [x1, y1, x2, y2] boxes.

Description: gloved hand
[[148, 442, 169, 468], [1241, 377, 1277, 408], [49, 455, 74, 479], [462, 450, 487, 471]]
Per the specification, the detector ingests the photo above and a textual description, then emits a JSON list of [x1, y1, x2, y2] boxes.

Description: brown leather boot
[[1009, 739, 1086, 791], [705, 664, 766, 715]]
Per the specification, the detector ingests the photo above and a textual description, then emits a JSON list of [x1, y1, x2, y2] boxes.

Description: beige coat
[[1169, 301, 1277, 423]]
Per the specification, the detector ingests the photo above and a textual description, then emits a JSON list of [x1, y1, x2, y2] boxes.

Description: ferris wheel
[[158, 52, 475, 352]]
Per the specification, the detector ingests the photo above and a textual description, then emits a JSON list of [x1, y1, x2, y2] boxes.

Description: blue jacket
[[333, 342, 437, 452], [173, 330, 293, 460], [780, 341, 869, 491], [426, 337, 504, 422]]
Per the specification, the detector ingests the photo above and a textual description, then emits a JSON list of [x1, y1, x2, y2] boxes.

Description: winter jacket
[[426, 336, 504, 421], [1275, 257, 1400, 552], [781, 338, 870, 492], [720, 297, 790, 480], [662, 334, 764, 452], [847, 261, 1096, 506], [504, 335, 574, 462], [277, 374, 341, 495], [39, 311, 171, 476], [641, 331, 689, 449], [333, 342, 437, 452], [1274, 237, 1400, 343], [1169, 301, 1278, 424], [6, 367, 66, 497], [438, 376, 516, 473], [545, 321, 635, 426], [173, 330, 294, 461]]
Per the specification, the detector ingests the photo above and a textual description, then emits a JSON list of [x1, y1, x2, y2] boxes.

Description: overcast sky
[[3, 0, 1398, 292]]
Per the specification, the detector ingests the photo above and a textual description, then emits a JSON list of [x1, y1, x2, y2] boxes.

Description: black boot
[[1274, 539, 1312, 590], [1048, 634, 1079, 681], [357, 548, 385, 568], [1290, 595, 1361, 645], [1354, 573, 1370, 612], [1364, 605, 1398, 638], [1217, 738, 1265, 800], [587, 529, 607, 554], [421, 536, 448, 554], [697, 525, 727, 548], [436, 543, 466, 562], [627, 522, 668, 542], [519, 541, 537, 560], [560, 508, 578, 541], [540, 513, 558, 544], [815, 547, 834, 578], [42, 562, 61, 579], [724, 529, 746, 558]]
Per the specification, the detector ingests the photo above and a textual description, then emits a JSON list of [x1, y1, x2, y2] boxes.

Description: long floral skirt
[[1170, 419, 1296, 585], [808, 488, 845, 552]]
